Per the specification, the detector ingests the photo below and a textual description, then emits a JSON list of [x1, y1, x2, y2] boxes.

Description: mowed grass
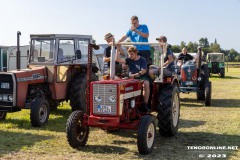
[[0, 68, 240, 160]]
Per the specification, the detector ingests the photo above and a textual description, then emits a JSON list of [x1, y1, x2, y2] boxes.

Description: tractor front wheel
[[30, 98, 50, 127], [66, 110, 89, 148], [157, 84, 180, 137], [137, 115, 156, 155], [0, 112, 6, 121]]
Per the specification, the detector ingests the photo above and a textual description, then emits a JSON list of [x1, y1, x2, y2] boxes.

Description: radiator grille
[[92, 84, 117, 115], [0, 74, 14, 106]]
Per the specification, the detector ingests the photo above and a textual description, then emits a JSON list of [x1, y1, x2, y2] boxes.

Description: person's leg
[[142, 80, 150, 103]]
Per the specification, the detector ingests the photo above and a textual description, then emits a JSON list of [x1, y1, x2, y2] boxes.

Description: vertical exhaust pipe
[[16, 31, 21, 70]]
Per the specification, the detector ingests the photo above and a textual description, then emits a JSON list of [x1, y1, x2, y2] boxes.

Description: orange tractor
[[66, 42, 181, 154], [0, 33, 99, 126]]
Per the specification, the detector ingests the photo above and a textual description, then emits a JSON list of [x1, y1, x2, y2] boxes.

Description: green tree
[[187, 41, 195, 52], [229, 49, 238, 61], [234, 55, 240, 62], [210, 43, 221, 52], [199, 37, 209, 48], [180, 41, 186, 49], [171, 45, 181, 53]]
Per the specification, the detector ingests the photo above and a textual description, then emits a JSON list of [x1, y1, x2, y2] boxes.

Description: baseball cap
[[104, 33, 113, 40], [156, 36, 167, 42]]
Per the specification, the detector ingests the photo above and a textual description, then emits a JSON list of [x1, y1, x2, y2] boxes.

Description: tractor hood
[[8, 66, 47, 83]]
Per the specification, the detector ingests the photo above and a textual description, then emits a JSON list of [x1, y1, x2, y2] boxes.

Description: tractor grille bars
[[92, 84, 117, 115]]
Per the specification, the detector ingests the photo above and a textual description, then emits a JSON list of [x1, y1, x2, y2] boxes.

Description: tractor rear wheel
[[30, 98, 50, 127], [197, 90, 205, 101], [137, 115, 156, 155], [0, 112, 6, 121], [69, 73, 98, 112], [66, 110, 89, 148], [157, 84, 180, 137], [205, 82, 212, 106]]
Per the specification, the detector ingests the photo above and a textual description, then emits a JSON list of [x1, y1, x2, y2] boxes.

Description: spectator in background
[[104, 33, 125, 75], [149, 36, 174, 79]]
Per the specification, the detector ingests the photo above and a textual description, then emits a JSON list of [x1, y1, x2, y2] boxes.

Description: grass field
[[0, 68, 239, 160]]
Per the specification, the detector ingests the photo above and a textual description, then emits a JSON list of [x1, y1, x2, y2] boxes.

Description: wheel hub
[[172, 92, 179, 127], [39, 104, 47, 123], [147, 123, 155, 148]]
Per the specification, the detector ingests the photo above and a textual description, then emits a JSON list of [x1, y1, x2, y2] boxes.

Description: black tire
[[197, 90, 205, 101], [205, 82, 212, 106], [30, 98, 50, 127], [69, 73, 98, 112], [137, 115, 156, 155], [0, 112, 6, 121], [157, 84, 180, 137], [66, 110, 89, 148], [220, 68, 225, 78]]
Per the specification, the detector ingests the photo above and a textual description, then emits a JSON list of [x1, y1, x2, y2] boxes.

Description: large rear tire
[[69, 73, 98, 112], [205, 82, 212, 106], [137, 115, 156, 155], [157, 84, 180, 137], [0, 112, 6, 121], [197, 90, 205, 101], [66, 110, 89, 148], [30, 98, 50, 127]]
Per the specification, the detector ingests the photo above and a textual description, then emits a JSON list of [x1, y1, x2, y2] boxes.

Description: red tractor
[[66, 42, 180, 154], [0, 33, 99, 126]]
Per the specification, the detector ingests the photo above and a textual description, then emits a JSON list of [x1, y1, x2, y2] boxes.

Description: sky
[[1, 0, 240, 52]]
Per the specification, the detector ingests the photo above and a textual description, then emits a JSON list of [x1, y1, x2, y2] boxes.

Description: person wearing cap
[[116, 46, 150, 112], [117, 15, 151, 65], [149, 36, 174, 79], [104, 33, 125, 75]]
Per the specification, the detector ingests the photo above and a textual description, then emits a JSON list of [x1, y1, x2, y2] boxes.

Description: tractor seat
[[149, 65, 172, 77]]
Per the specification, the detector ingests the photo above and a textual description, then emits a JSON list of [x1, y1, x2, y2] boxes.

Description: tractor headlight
[[0, 94, 2, 101], [8, 95, 13, 101], [3, 95, 8, 101], [109, 95, 116, 103], [94, 95, 102, 103]]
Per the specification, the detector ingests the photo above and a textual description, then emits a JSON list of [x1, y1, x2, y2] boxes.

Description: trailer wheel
[[157, 84, 180, 137], [0, 112, 6, 121], [137, 115, 156, 155], [69, 73, 98, 112], [205, 82, 212, 106], [66, 110, 89, 148], [30, 98, 50, 127]]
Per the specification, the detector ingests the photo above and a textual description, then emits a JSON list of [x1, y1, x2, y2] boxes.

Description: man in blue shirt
[[118, 15, 151, 65]]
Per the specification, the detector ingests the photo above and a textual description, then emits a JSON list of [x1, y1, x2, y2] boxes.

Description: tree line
[[170, 37, 240, 62]]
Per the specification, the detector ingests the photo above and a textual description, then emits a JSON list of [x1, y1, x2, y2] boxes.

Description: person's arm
[[115, 49, 126, 64], [163, 54, 174, 67], [134, 30, 149, 38], [104, 57, 110, 62], [116, 44, 125, 56], [118, 35, 128, 43], [133, 25, 149, 38]]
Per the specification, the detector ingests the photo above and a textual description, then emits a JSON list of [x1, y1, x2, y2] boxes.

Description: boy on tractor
[[116, 46, 150, 112]]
